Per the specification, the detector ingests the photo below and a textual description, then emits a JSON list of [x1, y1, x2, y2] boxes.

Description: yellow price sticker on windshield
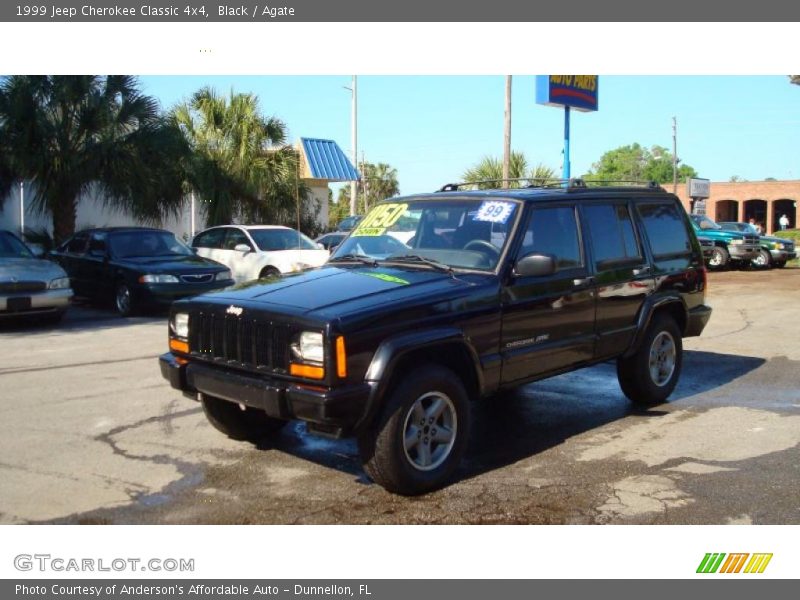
[[351, 203, 408, 236]]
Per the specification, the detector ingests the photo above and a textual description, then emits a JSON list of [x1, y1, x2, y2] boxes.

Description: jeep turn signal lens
[[289, 363, 325, 380], [169, 339, 189, 354], [336, 336, 347, 378]]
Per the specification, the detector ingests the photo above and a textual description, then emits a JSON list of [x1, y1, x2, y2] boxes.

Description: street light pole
[[19, 181, 25, 237], [502, 76, 512, 189], [672, 116, 678, 194], [350, 75, 358, 216]]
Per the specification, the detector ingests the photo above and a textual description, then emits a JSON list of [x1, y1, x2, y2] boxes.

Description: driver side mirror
[[233, 244, 251, 254], [513, 252, 556, 278]]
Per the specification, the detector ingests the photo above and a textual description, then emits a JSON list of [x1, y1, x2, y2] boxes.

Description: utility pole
[[361, 151, 367, 212], [502, 76, 512, 188], [350, 76, 358, 216], [672, 116, 678, 194], [19, 181, 25, 237]]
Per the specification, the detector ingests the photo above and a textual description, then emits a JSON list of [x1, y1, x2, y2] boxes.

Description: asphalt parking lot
[[1, 269, 799, 525]]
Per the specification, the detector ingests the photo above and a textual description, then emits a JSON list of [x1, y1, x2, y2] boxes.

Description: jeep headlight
[[729, 239, 743, 245], [290, 331, 324, 364], [170, 312, 190, 340], [48, 277, 71, 290]]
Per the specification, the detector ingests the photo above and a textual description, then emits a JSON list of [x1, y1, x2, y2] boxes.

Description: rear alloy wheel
[[201, 394, 287, 442], [751, 248, 772, 269], [358, 365, 470, 495], [617, 314, 683, 406], [115, 282, 136, 317], [707, 245, 729, 270]]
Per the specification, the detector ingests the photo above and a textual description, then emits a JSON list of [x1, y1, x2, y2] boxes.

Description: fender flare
[[623, 295, 688, 358]]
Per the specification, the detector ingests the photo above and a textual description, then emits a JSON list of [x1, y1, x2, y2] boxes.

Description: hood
[[0, 257, 68, 282], [115, 254, 227, 273], [200, 265, 485, 316]]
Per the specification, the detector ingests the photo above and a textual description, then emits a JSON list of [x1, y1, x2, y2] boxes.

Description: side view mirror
[[233, 244, 251, 254], [316, 242, 325, 250], [513, 252, 556, 278], [28, 244, 45, 258]]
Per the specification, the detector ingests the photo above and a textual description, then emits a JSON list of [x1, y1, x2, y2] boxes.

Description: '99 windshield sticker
[[474, 200, 515, 224], [352, 203, 409, 236]]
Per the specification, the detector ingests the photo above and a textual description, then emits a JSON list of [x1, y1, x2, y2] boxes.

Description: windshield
[[330, 197, 521, 271], [690, 215, 721, 230], [108, 231, 193, 258], [249, 228, 317, 251], [0, 231, 34, 259]]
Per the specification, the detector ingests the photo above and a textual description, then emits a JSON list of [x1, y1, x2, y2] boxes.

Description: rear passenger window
[[584, 203, 641, 268], [637, 202, 691, 257], [520, 206, 582, 271], [192, 228, 225, 249]]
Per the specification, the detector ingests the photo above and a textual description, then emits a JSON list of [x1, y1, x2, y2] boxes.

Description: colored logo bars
[[697, 553, 773, 574]]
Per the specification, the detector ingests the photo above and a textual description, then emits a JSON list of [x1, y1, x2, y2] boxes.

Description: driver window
[[224, 228, 252, 251], [519, 206, 582, 271]]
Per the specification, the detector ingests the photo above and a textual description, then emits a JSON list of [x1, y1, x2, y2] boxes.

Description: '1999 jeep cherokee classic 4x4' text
[[160, 181, 712, 495]]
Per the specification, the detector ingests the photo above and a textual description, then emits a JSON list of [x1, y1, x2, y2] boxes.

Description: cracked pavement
[[1, 268, 799, 524]]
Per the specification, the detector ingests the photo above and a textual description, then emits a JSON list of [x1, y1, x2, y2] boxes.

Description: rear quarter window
[[637, 202, 691, 258]]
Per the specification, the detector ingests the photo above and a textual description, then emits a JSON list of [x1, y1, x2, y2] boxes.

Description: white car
[[191, 225, 329, 284]]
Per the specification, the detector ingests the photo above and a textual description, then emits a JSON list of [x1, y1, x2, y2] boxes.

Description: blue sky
[[139, 75, 800, 195]]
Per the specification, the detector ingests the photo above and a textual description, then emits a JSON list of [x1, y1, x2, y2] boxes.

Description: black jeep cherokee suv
[[160, 181, 711, 495]]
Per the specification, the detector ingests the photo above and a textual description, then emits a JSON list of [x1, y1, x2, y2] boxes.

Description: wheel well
[[653, 303, 687, 336], [259, 265, 280, 277], [384, 343, 480, 402]]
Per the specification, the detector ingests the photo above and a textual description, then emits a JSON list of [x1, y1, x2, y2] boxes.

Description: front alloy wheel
[[358, 364, 470, 495], [751, 248, 771, 269], [402, 391, 457, 471], [115, 282, 134, 317]]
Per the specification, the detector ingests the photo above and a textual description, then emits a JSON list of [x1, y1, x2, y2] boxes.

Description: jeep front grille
[[188, 311, 290, 372]]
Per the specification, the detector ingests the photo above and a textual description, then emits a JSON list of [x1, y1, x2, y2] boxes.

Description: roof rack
[[436, 178, 664, 192]]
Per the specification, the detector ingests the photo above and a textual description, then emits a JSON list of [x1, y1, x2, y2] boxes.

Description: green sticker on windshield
[[352, 203, 408, 237]]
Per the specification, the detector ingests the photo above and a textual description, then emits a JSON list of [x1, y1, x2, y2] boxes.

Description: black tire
[[617, 314, 683, 406], [751, 248, 771, 269], [259, 266, 281, 279], [357, 365, 470, 495], [201, 394, 287, 442], [707, 245, 729, 270], [114, 282, 136, 317]]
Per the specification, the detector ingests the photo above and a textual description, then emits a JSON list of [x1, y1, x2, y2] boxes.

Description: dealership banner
[[1, 0, 799, 21], [3, 580, 798, 599]]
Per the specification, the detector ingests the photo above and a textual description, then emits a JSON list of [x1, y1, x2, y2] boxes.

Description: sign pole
[[19, 181, 25, 236], [563, 106, 571, 181]]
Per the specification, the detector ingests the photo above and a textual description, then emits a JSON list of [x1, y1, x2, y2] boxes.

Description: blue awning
[[300, 138, 359, 182]]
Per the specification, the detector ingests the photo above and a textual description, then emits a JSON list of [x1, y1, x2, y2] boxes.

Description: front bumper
[[684, 304, 712, 338], [136, 280, 234, 307], [159, 353, 372, 437], [0, 289, 72, 317], [769, 249, 796, 262], [728, 244, 760, 261]]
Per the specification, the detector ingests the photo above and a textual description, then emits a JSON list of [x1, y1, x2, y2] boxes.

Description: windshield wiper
[[383, 254, 454, 275], [328, 253, 379, 267]]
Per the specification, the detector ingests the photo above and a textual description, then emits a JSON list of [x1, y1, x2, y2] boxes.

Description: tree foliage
[[0, 75, 187, 241], [172, 87, 317, 231], [333, 161, 400, 226], [462, 152, 557, 189], [583, 143, 697, 184], [790, 75, 800, 85]]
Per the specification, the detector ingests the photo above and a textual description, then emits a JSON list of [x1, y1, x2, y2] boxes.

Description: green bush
[[773, 229, 800, 241]]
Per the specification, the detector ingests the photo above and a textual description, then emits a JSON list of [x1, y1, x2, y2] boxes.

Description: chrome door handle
[[632, 266, 650, 276]]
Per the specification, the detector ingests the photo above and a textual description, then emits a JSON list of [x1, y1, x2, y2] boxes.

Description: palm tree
[[336, 161, 400, 215], [0, 75, 187, 242], [172, 87, 309, 228], [462, 152, 556, 188]]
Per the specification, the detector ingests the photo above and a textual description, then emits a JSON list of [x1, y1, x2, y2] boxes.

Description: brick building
[[672, 180, 798, 234]]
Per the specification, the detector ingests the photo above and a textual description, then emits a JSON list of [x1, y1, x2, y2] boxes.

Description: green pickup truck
[[717, 222, 797, 268], [689, 215, 761, 270]]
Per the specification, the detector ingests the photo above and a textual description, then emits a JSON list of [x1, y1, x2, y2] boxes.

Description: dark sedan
[[50, 227, 234, 316]]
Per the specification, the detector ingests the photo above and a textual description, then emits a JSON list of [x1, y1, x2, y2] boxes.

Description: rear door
[[500, 203, 596, 383], [59, 233, 90, 295], [192, 228, 227, 264], [581, 201, 655, 359]]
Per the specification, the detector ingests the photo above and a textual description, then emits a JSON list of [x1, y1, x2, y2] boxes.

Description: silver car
[[0, 230, 73, 322]]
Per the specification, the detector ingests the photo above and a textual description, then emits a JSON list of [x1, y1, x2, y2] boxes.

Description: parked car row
[[690, 215, 796, 270]]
